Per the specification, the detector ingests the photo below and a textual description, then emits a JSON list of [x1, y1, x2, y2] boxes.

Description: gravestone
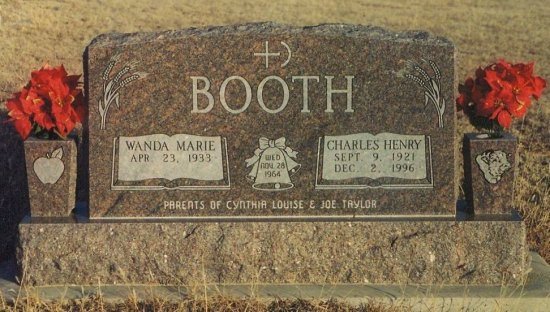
[[463, 133, 517, 214], [85, 23, 456, 218], [17, 23, 529, 286]]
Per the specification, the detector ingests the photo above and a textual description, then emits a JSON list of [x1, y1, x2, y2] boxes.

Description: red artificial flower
[[457, 59, 546, 129], [5, 64, 85, 140], [6, 94, 33, 140]]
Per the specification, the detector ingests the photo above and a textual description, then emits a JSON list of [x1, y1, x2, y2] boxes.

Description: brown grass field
[[0, 0, 548, 310], [1, 295, 404, 312]]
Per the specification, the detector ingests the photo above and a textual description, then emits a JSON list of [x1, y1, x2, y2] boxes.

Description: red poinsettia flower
[[457, 60, 546, 129], [5, 64, 85, 140], [22, 87, 54, 130], [6, 94, 33, 140]]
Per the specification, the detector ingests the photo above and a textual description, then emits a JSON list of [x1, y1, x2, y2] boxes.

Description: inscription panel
[[86, 23, 456, 217], [112, 134, 230, 190], [317, 132, 433, 188]]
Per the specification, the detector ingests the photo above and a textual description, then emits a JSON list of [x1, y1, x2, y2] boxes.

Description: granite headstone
[[23, 138, 77, 217], [16, 24, 530, 287], [463, 133, 517, 214], [85, 23, 457, 218]]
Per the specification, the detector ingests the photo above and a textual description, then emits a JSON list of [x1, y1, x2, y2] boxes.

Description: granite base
[[17, 214, 529, 286], [3, 253, 549, 312]]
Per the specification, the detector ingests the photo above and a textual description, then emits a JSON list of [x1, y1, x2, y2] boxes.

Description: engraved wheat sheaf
[[98, 54, 147, 130], [404, 59, 446, 128]]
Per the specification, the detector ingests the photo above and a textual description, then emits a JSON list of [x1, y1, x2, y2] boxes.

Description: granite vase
[[463, 133, 517, 214], [24, 137, 77, 217]]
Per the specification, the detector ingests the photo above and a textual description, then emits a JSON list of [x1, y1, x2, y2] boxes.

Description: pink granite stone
[[85, 23, 457, 218], [24, 138, 77, 217]]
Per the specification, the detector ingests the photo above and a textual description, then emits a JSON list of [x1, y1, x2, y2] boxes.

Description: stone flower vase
[[463, 133, 517, 214], [24, 137, 77, 217]]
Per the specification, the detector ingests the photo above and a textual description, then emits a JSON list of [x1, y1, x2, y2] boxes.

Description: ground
[[0, 0, 548, 310]]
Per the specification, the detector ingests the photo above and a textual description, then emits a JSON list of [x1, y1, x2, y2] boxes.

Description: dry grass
[[0, 293, 402, 311], [0, 0, 548, 309]]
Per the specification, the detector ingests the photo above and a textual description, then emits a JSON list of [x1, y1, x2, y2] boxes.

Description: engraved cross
[[254, 41, 280, 69]]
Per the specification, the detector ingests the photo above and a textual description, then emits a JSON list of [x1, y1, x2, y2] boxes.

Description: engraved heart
[[33, 147, 65, 184]]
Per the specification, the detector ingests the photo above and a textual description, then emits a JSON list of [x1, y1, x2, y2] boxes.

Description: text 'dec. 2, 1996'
[[316, 132, 434, 189]]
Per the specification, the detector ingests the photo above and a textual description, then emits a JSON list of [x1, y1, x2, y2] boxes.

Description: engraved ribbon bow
[[245, 137, 299, 179]]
